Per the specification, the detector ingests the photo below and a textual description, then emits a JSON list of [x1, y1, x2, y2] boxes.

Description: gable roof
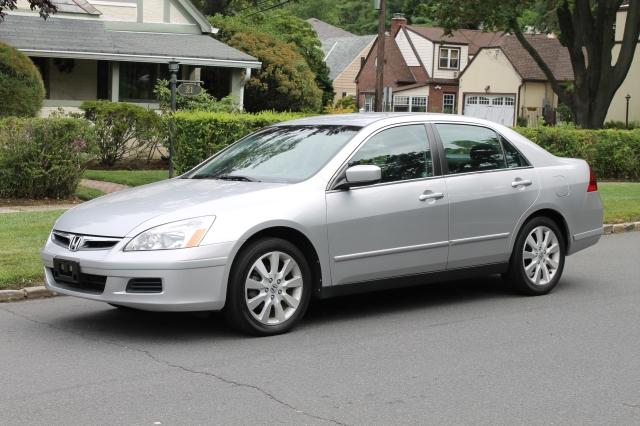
[[53, 0, 101, 15], [307, 18, 355, 40], [499, 34, 573, 81], [407, 26, 505, 55], [321, 35, 375, 79]]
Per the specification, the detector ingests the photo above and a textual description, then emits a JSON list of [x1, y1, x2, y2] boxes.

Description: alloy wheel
[[522, 225, 561, 286], [244, 251, 303, 325]]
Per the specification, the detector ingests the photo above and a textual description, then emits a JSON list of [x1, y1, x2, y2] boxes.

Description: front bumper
[[41, 237, 234, 311]]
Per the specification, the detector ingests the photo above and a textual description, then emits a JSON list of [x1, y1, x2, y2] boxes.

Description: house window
[[443, 93, 456, 114], [119, 62, 167, 102], [478, 96, 490, 105], [492, 97, 504, 106], [364, 94, 374, 112], [393, 95, 427, 112], [439, 47, 460, 70], [505, 96, 515, 106], [411, 96, 427, 112], [393, 96, 410, 112], [466, 96, 478, 105]]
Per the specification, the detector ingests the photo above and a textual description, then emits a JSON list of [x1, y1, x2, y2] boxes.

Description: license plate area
[[52, 258, 80, 284]]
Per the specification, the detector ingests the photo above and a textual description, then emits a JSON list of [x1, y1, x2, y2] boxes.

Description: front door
[[433, 123, 539, 269], [326, 124, 449, 286]]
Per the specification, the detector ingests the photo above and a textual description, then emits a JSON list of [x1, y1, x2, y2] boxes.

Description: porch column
[[110, 62, 120, 102], [230, 67, 250, 111]]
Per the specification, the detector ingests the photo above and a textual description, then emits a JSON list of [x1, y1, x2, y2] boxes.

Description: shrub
[[0, 117, 95, 198], [0, 42, 45, 117], [170, 111, 305, 173], [153, 79, 240, 112], [514, 126, 640, 180], [604, 120, 639, 130], [81, 101, 164, 167], [325, 95, 358, 114]]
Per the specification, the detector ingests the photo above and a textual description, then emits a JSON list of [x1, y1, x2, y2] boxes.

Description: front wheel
[[223, 238, 312, 336], [506, 217, 566, 295]]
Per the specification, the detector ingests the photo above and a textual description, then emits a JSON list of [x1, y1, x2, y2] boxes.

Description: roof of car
[[276, 113, 473, 127]]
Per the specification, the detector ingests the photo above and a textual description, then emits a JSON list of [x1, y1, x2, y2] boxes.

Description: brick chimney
[[390, 13, 407, 36]]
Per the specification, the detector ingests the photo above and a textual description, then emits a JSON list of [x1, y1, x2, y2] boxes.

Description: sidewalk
[[0, 179, 129, 214]]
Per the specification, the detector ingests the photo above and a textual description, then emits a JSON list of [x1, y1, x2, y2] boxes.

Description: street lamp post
[[168, 61, 180, 178], [625, 94, 631, 129]]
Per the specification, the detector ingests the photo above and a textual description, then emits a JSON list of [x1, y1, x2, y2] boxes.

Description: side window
[[501, 137, 530, 168], [349, 125, 432, 183], [435, 124, 507, 174]]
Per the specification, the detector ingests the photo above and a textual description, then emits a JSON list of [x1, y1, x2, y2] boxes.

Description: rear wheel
[[223, 238, 312, 336], [506, 217, 566, 295]]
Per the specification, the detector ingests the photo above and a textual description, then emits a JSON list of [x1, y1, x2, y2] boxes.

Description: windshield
[[186, 125, 360, 183]]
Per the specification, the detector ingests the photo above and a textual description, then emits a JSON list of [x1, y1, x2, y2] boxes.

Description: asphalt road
[[2, 232, 640, 426]]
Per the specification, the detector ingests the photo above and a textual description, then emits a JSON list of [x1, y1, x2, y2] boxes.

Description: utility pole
[[374, 0, 386, 112]]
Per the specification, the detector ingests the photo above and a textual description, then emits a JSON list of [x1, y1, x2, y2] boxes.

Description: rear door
[[433, 123, 539, 269], [326, 124, 449, 286]]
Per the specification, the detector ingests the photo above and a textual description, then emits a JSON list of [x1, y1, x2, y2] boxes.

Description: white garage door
[[464, 95, 515, 126]]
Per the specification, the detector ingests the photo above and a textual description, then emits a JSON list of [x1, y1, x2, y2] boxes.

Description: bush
[[170, 111, 305, 173], [325, 95, 358, 114], [153, 79, 239, 112], [604, 120, 639, 130], [514, 126, 640, 180], [81, 101, 164, 167], [0, 42, 45, 117], [0, 117, 95, 198]]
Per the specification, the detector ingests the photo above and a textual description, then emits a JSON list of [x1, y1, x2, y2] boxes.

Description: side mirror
[[344, 164, 381, 187]]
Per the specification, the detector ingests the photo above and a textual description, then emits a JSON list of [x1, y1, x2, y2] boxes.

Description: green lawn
[[599, 182, 640, 224], [0, 182, 637, 290], [0, 210, 65, 289], [83, 169, 169, 187], [74, 185, 105, 201]]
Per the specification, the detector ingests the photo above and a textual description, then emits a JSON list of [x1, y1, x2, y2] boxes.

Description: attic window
[[439, 47, 460, 70]]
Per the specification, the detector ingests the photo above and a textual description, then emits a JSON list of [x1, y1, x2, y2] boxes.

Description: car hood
[[54, 178, 286, 237]]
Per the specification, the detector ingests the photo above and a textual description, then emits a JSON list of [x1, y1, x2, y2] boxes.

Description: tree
[[420, 0, 640, 129], [0, 41, 45, 117], [211, 14, 325, 112], [0, 0, 56, 21]]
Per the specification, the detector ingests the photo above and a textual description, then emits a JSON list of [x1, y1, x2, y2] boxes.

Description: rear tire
[[223, 238, 312, 336], [506, 216, 566, 296]]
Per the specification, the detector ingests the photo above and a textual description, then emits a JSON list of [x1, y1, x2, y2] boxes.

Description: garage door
[[464, 94, 515, 126]]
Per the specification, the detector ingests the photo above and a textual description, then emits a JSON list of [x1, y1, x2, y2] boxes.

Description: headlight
[[124, 216, 215, 251]]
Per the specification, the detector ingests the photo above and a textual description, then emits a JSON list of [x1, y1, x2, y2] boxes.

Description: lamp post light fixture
[[626, 94, 631, 129]]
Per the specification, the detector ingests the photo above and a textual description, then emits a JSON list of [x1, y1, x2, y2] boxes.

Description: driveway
[[1, 232, 639, 425]]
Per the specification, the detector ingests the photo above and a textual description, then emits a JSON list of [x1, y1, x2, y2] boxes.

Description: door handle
[[419, 192, 444, 201], [511, 179, 532, 188]]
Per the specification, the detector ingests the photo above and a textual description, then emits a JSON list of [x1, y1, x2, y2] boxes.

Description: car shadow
[[53, 274, 529, 342]]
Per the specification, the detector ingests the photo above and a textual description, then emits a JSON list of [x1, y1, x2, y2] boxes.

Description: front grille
[[126, 278, 163, 293], [50, 269, 107, 294], [52, 230, 121, 251]]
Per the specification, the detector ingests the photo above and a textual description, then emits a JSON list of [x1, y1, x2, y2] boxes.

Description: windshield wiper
[[215, 174, 261, 182]]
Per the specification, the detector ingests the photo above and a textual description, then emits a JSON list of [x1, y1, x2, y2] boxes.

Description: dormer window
[[439, 47, 460, 70]]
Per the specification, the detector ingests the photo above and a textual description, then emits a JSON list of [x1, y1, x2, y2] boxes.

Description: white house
[[0, 0, 261, 114]]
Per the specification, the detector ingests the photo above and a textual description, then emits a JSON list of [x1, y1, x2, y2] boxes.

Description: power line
[[233, 0, 273, 15], [244, 0, 293, 17]]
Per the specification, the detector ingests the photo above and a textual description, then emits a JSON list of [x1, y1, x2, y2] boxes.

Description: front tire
[[223, 238, 312, 336], [506, 217, 566, 296]]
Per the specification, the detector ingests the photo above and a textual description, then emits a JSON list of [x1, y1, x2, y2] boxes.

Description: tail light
[[587, 166, 598, 192]]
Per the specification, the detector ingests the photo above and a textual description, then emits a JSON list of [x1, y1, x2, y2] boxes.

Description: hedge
[[0, 117, 95, 198], [0, 42, 45, 117], [514, 126, 640, 180], [170, 110, 305, 173]]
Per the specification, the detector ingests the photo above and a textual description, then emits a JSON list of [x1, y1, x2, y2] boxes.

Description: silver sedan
[[41, 113, 603, 335]]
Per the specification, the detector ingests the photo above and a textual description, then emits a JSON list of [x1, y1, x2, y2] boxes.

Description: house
[[307, 18, 375, 103], [0, 0, 261, 114], [356, 14, 505, 114], [458, 35, 573, 126], [606, 2, 639, 124]]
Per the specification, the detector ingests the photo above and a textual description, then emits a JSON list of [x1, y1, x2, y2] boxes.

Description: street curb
[[0, 222, 637, 304], [0, 286, 57, 303], [602, 221, 640, 235]]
